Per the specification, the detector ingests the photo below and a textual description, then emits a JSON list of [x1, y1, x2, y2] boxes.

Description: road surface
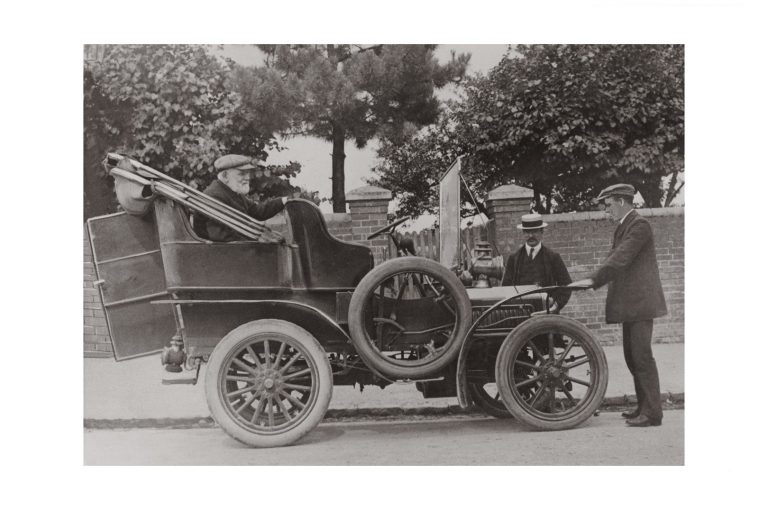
[[84, 410, 683, 465]]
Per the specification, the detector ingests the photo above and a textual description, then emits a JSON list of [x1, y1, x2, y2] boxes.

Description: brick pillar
[[347, 185, 392, 265], [486, 184, 533, 258]]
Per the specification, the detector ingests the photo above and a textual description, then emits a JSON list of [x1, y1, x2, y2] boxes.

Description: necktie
[[529, 248, 535, 260]]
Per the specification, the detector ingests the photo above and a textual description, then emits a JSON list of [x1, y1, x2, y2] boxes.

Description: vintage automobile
[[87, 153, 608, 448]]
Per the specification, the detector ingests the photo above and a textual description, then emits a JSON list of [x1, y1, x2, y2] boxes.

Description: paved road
[[84, 410, 683, 465]]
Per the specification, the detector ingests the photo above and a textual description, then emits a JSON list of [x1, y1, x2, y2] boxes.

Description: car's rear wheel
[[205, 319, 332, 448], [495, 315, 608, 430], [468, 381, 513, 418], [465, 339, 513, 419], [348, 257, 472, 379]]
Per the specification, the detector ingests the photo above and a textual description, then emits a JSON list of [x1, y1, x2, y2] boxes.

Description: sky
[[219, 45, 511, 220]]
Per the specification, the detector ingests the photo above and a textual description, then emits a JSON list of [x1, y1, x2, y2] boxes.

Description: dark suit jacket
[[501, 244, 572, 308], [591, 210, 667, 323], [193, 179, 285, 242]]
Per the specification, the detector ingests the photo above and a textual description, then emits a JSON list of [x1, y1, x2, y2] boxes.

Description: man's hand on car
[[547, 296, 559, 312]]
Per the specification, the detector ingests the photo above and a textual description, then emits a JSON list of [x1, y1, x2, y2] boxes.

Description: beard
[[224, 178, 251, 195]]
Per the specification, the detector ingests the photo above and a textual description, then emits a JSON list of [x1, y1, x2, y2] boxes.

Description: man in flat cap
[[572, 184, 667, 427], [194, 154, 288, 242], [501, 212, 572, 311]]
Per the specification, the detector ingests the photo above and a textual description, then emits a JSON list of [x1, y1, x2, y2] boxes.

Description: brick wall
[[528, 208, 684, 345], [83, 227, 113, 357], [84, 200, 683, 356]]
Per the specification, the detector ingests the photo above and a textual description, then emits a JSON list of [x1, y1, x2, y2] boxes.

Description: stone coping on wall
[[488, 183, 535, 200], [347, 185, 392, 202], [542, 206, 684, 223]]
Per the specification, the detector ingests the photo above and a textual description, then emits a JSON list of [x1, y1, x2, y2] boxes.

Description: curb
[[84, 393, 684, 430], [603, 392, 684, 407], [84, 351, 114, 358]]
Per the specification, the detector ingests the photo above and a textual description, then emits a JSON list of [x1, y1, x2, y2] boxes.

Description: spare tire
[[347, 256, 472, 379]]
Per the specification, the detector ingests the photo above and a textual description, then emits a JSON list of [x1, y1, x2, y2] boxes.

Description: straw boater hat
[[517, 213, 548, 230], [596, 183, 635, 202]]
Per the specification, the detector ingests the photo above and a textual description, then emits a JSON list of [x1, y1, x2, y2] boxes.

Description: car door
[[87, 211, 176, 360]]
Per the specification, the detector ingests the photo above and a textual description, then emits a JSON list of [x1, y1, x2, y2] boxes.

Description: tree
[[454, 44, 684, 211], [84, 63, 126, 220], [372, 45, 684, 217], [257, 45, 470, 212], [372, 113, 481, 219], [84, 44, 312, 220], [252, 161, 321, 205]]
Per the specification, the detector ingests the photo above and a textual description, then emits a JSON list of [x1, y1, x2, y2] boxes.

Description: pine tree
[[257, 45, 469, 212]]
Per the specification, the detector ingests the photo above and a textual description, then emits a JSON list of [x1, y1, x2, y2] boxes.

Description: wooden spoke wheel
[[495, 315, 608, 431], [205, 319, 332, 448], [348, 257, 472, 379]]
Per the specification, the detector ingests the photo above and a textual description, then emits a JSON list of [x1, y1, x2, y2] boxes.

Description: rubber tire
[[348, 256, 472, 379], [495, 315, 608, 431], [205, 319, 332, 448], [468, 382, 513, 419]]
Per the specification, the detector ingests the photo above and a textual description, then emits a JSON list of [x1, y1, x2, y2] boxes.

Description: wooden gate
[[386, 224, 488, 262]]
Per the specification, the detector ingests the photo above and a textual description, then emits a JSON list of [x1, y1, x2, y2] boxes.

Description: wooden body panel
[[88, 196, 374, 360]]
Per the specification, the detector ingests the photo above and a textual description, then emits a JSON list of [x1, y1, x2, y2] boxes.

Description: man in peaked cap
[[194, 154, 288, 242], [572, 183, 668, 427], [501, 212, 572, 311]]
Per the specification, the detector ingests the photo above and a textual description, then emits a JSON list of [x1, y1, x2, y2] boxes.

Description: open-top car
[[87, 153, 607, 448]]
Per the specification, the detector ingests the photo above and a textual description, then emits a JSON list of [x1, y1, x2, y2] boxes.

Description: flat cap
[[214, 154, 257, 172], [596, 183, 635, 201]]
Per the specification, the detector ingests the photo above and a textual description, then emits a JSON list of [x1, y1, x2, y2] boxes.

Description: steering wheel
[[367, 216, 410, 240]]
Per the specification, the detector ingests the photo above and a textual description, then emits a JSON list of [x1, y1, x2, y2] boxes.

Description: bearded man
[[194, 154, 287, 242]]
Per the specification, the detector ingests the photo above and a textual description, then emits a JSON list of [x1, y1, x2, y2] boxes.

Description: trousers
[[622, 320, 663, 421]]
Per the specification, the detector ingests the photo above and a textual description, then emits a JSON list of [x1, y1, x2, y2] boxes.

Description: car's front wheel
[[495, 315, 608, 430]]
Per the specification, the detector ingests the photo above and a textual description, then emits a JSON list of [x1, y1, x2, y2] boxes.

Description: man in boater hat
[[194, 154, 288, 242], [572, 184, 668, 427], [501, 212, 572, 311]]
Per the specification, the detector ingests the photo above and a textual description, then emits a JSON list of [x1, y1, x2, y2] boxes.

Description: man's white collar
[[619, 209, 635, 225], [526, 242, 542, 258]]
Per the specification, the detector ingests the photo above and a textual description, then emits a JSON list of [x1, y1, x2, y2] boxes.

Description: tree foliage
[[84, 63, 125, 219], [84, 44, 311, 220], [372, 44, 684, 216], [373, 115, 473, 219], [257, 45, 470, 212]]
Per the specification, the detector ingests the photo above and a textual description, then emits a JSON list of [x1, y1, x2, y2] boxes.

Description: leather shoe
[[621, 409, 641, 419], [626, 414, 662, 427]]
